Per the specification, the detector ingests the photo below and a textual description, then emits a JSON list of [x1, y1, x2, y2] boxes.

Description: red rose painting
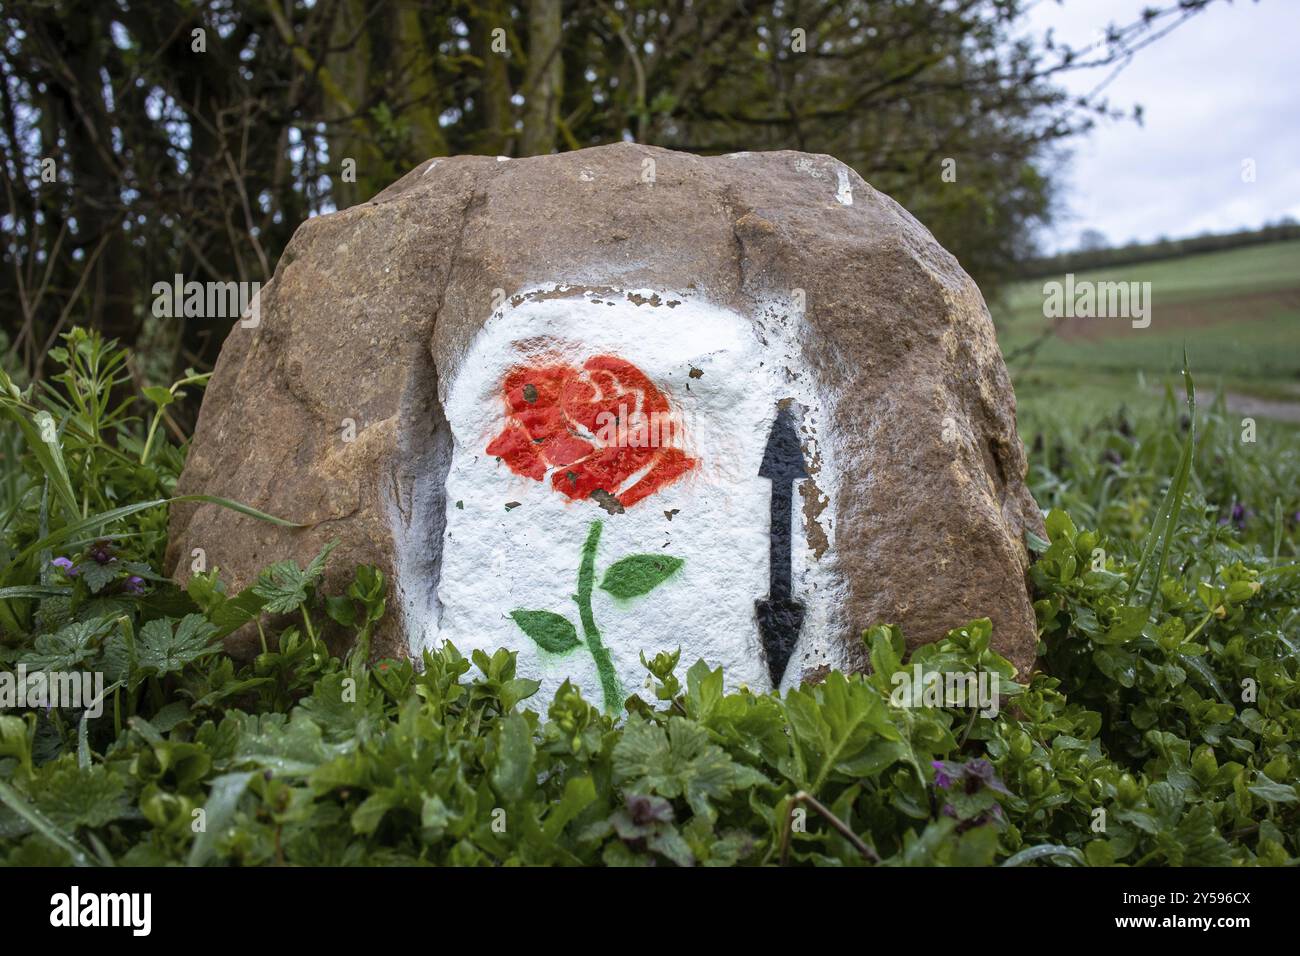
[[485, 355, 694, 711], [486, 355, 696, 507]]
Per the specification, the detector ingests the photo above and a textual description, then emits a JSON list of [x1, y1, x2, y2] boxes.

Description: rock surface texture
[[167, 143, 1045, 702]]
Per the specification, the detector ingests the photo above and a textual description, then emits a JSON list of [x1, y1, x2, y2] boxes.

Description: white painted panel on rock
[[402, 288, 848, 710]]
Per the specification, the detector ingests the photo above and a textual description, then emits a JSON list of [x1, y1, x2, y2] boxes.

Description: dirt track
[[1058, 287, 1300, 341], [1183, 388, 1300, 424]]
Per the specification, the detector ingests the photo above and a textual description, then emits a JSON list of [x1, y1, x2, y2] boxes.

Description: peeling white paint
[[794, 156, 824, 180], [794, 156, 854, 207], [835, 166, 854, 206], [402, 288, 850, 707]]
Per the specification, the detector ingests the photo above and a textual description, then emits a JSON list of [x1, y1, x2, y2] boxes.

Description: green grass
[[1002, 240, 1300, 319], [997, 240, 1300, 420]]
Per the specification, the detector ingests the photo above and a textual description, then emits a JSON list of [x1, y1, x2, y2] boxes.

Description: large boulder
[[167, 142, 1044, 708]]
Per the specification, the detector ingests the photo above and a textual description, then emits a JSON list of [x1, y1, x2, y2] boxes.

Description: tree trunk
[[472, 0, 514, 155], [519, 0, 562, 156]]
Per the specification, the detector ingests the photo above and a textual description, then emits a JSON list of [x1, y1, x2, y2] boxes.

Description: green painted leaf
[[510, 610, 579, 653], [599, 554, 684, 599]]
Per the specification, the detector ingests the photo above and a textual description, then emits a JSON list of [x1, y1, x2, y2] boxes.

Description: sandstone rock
[[167, 143, 1045, 706]]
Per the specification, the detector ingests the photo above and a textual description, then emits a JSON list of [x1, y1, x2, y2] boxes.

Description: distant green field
[[994, 240, 1300, 433]]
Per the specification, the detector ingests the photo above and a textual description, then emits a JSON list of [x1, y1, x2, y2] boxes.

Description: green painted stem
[[576, 519, 621, 712]]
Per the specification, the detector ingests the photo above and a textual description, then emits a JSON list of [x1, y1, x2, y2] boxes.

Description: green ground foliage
[[0, 330, 1297, 866]]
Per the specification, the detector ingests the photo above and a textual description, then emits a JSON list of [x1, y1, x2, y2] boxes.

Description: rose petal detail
[[618, 447, 696, 507], [486, 421, 547, 480], [487, 355, 697, 506], [541, 433, 595, 468]]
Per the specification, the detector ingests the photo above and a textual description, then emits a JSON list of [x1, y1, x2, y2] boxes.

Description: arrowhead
[[758, 405, 808, 481], [755, 597, 805, 686]]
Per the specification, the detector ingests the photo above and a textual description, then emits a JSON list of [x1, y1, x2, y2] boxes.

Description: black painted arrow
[[756, 404, 807, 687]]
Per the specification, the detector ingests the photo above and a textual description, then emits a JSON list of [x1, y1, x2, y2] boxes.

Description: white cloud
[[1024, 0, 1300, 251]]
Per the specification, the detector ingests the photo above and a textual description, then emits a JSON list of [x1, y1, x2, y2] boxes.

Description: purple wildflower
[[932, 760, 953, 789], [123, 575, 146, 595], [87, 540, 116, 565], [51, 556, 77, 576], [964, 760, 991, 793], [965, 758, 1013, 795], [626, 793, 674, 826]]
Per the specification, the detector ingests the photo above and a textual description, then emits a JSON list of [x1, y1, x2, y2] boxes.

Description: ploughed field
[[996, 239, 1300, 430]]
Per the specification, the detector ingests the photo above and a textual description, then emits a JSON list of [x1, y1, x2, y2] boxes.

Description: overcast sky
[[1022, 0, 1299, 253]]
